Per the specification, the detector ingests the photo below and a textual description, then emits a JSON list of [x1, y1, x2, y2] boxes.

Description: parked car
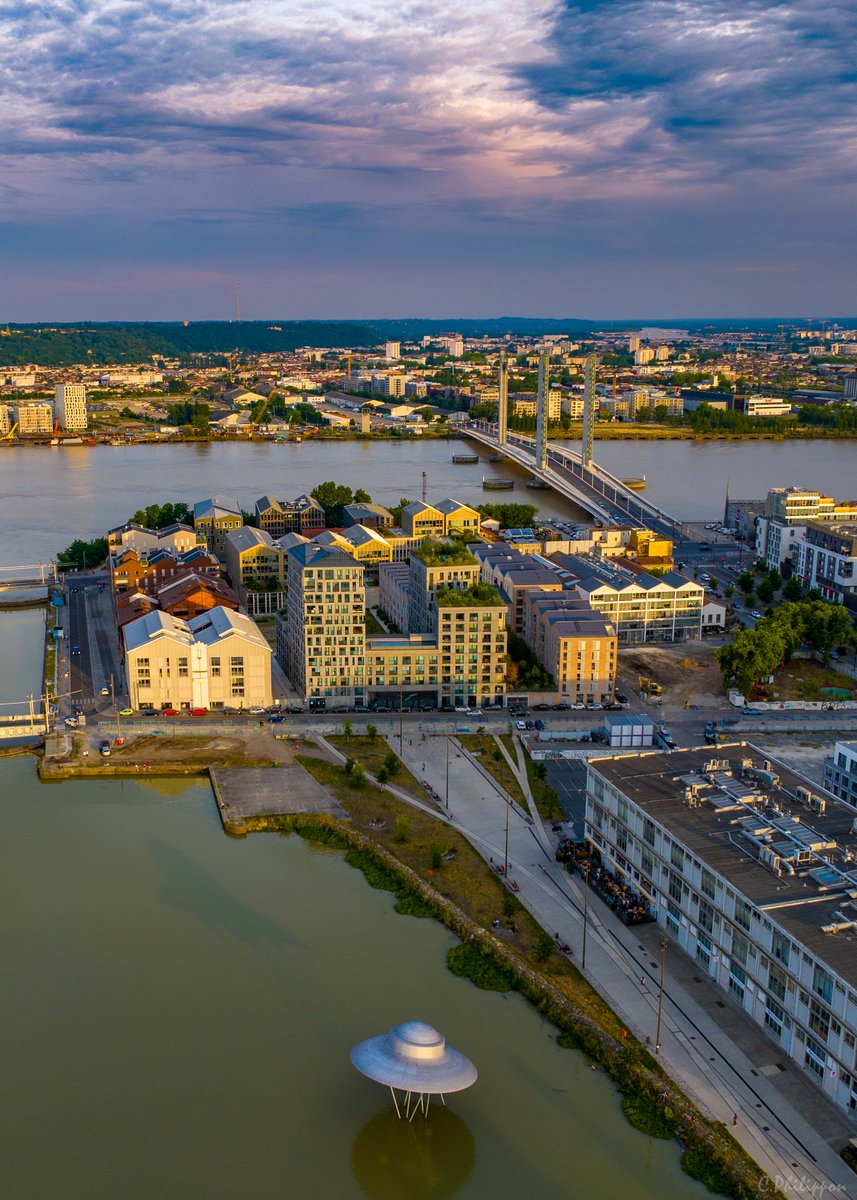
[[552, 702, 570, 710], [99, 740, 111, 757], [534, 719, 545, 730], [100, 686, 110, 697], [525, 720, 535, 730], [162, 708, 179, 716], [119, 708, 133, 716], [515, 720, 527, 730], [615, 692, 628, 705], [188, 708, 207, 716], [268, 714, 285, 723], [751, 609, 763, 619], [248, 706, 266, 715], [64, 716, 79, 728], [533, 703, 551, 711], [140, 708, 158, 717]]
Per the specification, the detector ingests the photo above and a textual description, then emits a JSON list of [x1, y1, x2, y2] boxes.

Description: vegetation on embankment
[[251, 754, 781, 1200], [457, 734, 526, 805]]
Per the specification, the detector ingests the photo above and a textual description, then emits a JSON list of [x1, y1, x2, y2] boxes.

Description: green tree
[[393, 814, 411, 843], [128, 501, 193, 530], [421, 406, 435, 424], [57, 537, 109, 569], [354, 488, 371, 503], [724, 584, 734, 599], [743, 591, 755, 608], [782, 576, 802, 600], [532, 931, 555, 963], [389, 498, 414, 525], [738, 570, 754, 593], [757, 578, 775, 604], [310, 481, 354, 524], [342, 718, 353, 740], [366, 723, 378, 742], [383, 751, 400, 777], [767, 569, 783, 591], [349, 762, 366, 788]]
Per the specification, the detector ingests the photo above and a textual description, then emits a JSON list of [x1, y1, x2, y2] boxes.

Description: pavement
[[392, 732, 857, 1199]]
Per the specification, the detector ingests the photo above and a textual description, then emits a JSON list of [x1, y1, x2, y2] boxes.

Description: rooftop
[[590, 745, 857, 988], [412, 539, 477, 567], [435, 582, 504, 608]]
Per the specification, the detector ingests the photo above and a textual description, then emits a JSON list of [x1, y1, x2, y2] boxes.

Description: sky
[[1, 0, 856, 321]]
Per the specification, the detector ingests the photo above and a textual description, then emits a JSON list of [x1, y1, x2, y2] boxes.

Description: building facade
[[823, 742, 857, 808], [54, 383, 88, 431], [14, 402, 53, 434], [124, 606, 272, 710], [193, 497, 244, 560], [585, 746, 857, 1116], [523, 591, 617, 703]]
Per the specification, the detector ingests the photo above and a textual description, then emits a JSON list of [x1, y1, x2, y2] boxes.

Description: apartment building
[[398, 498, 481, 541], [107, 522, 202, 555], [735, 394, 794, 418], [824, 742, 857, 808], [224, 526, 286, 589], [343, 502, 394, 529], [124, 606, 272, 710], [756, 488, 857, 570], [14, 402, 53, 434], [279, 542, 506, 710], [314, 526, 393, 579], [407, 542, 481, 633], [110, 547, 220, 595], [54, 383, 87, 431], [793, 522, 857, 603], [585, 746, 857, 1115], [523, 592, 617, 704], [511, 389, 563, 421], [255, 494, 325, 538], [550, 554, 703, 643], [193, 497, 244, 560]]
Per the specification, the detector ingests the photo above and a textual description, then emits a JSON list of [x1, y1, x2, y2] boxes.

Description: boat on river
[[621, 476, 646, 489]]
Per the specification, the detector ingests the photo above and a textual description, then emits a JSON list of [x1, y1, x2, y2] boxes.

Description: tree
[[383, 751, 400, 777], [782, 576, 802, 601], [349, 763, 366, 788], [310, 481, 354, 525], [366, 723, 378, 742], [724, 585, 734, 599], [767, 569, 783, 591], [342, 719, 353, 740], [802, 600, 855, 664], [429, 843, 444, 870], [393, 814, 411, 842], [128, 501, 193, 530], [421, 406, 435, 424], [743, 591, 755, 608], [708, 576, 718, 591], [57, 537, 109, 569], [738, 570, 754, 593], [757, 578, 775, 604], [389, 498, 414, 525], [354, 488, 371, 504], [532, 931, 555, 963], [715, 626, 786, 695]]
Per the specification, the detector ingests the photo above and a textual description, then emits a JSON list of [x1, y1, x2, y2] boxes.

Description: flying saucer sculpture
[[350, 1020, 477, 1120]]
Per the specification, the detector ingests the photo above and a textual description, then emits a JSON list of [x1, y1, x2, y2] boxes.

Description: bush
[[620, 1094, 678, 1139], [429, 842, 444, 870], [679, 1149, 737, 1197], [344, 849, 398, 892], [447, 942, 517, 992], [377, 765, 389, 784], [394, 891, 437, 919], [532, 930, 555, 962], [383, 751, 400, 777], [350, 762, 366, 788], [393, 814, 411, 843], [365, 723, 378, 741]]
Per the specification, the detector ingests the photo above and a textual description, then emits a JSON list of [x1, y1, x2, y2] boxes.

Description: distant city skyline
[[1, 0, 855, 321]]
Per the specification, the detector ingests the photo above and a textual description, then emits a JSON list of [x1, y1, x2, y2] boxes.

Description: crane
[[2, 422, 18, 440]]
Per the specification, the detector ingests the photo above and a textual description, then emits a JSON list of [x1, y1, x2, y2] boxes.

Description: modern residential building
[[0, 405, 12, 435], [634, 347, 655, 365], [550, 554, 704, 643], [255, 494, 325, 538], [14, 402, 53, 434], [823, 742, 857, 808], [224, 526, 286, 588], [193, 497, 244, 560], [279, 541, 506, 710], [400, 501, 445, 539], [511, 389, 563, 421], [107, 522, 202, 555], [314, 525, 393, 579], [124, 606, 272, 710], [54, 383, 87, 431], [734, 394, 794, 418], [585, 746, 857, 1115], [755, 488, 857, 570], [110, 547, 221, 595], [343, 502, 394, 529], [156, 572, 240, 620], [384, 341, 401, 360], [793, 522, 857, 604], [406, 542, 481, 633], [523, 592, 617, 703]]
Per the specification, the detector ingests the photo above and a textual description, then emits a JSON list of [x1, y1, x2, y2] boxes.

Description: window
[[768, 965, 787, 1003], [765, 997, 784, 1037], [813, 966, 834, 1005], [210, 656, 221, 678], [734, 899, 752, 932], [805, 1037, 826, 1080], [178, 656, 189, 678], [729, 960, 747, 1000], [809, 1000, 831, 1042], [701, 868, 716, 900], [643, 818, 656, 847], [772, 931, 790, 967]]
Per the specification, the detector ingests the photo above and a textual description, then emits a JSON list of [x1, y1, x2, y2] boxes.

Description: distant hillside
[[369, 317, 595, 340], [0, 321, 380, 367]]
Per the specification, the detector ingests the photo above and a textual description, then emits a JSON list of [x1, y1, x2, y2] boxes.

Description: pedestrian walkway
[[394, 734, 857, 1199]]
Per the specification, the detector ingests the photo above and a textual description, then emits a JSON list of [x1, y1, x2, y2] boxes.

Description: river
[[0, 611, 706, 1198], [1, 436, 856, 564]]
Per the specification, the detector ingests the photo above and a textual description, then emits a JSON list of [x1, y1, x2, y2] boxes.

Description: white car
[[515, 719, 527, 730], [64, 717, 78, 728], [247, 706, 266, 714], [455, 706, 470, 713], [751, 609, 763, 619]]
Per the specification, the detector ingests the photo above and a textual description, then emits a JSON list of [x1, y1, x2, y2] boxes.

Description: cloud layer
[[1, 0, 855, 318]]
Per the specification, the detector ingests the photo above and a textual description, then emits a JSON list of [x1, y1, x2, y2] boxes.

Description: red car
[[188, 708, 208, 716], [162, 708, 179, 717]]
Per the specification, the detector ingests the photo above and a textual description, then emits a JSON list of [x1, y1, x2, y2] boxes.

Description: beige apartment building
[[123, 606, 272, 710], [193, 496, 244, 560], [524, 592, 617, 704], [14, 402, 53, 434], [54, 383, 87, 431]]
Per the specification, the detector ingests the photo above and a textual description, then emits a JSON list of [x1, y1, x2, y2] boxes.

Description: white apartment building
[[55, 383, 88, 431], [634, 347, 655, 365], [0, 405, 11, 435], [738, 395, 793, 418], [124, 606, 272, 710], [755, 488, 857, 569], [384, 341, 401, 360], [585, 747, 857, 1116], [14, 402, 53, 434]]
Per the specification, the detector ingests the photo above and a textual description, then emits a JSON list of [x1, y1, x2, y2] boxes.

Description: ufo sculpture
[[350, 1020, 477, 1120]]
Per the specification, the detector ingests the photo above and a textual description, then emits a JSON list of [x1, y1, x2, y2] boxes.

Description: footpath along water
[[0, 613, 706, 1200], [2, 436, 857, 562]]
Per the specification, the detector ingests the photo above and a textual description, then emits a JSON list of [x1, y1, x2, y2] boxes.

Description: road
[[61, 572, 124, 715]]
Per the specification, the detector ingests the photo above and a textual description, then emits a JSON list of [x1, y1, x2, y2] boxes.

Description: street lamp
[[445, 734, 450, 812], [503, 797, 510, 878], [655, 934, 669, 1052], [581, 861, 590, 971]]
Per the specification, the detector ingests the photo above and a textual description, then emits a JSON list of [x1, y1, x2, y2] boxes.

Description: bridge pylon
[[582, 354, 597, 467], [497, 350, 508, 446], [535, 350, 548, 471]]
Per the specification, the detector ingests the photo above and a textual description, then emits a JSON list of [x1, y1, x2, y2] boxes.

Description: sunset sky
[[2, 0, 855, 320]]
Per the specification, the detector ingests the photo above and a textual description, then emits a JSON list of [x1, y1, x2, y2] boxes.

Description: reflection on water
[[352, 1104, 475, 1200]]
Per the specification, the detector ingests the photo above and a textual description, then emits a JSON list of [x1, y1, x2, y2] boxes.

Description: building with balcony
[[584, 746, 857, 1115], [193, 496, 244, 560], [254, 494, 325, 538], [823, 742, 857, 808], [54, 383, 87, 431], [523, 591, 617, 704]]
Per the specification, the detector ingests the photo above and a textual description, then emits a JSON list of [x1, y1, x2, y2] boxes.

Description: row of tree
[[716, 600, 856, 696], [310, 481, 371, 525]]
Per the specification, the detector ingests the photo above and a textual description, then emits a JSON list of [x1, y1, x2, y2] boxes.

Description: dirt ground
[[88, 726, 302, 766], [618, 642, 727, 709]]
